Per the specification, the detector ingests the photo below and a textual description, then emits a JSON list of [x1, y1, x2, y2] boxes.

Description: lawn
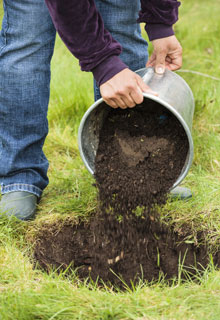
[[0, 0, 220, 319]]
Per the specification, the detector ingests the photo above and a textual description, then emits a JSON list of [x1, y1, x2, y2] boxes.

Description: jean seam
[[0, 0, 9, 54]]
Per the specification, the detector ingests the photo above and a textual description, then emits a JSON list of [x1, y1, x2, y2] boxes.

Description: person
[[0, 0, 191, 221]]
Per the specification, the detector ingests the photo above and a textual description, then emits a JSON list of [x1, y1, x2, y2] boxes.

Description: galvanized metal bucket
[[78, 67, 195, 190]]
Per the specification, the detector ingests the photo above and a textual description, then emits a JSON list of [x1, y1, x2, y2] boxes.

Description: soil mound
[[34, 100, 210, 288], [34, 218, 208, 288]]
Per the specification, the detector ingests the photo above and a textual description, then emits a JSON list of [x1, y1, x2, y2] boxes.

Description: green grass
[[0, 0, 220, 318]]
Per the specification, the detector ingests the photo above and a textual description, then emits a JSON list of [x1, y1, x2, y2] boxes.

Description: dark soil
[[95, 101, 189, 213], [34, 99, 211, 288], [34, 218, 209, 288]]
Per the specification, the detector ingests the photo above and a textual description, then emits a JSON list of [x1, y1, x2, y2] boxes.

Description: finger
[[116, 97, 128, 109], [165, 53, 182, 71], [165, 56, 172, 63], [105, 93, 128, 109], [104, 98, 118, 109], [121, 94, 136, 108], [146, 58, 156, 67], [146, 53, 156, 67], [155, 51, 166, 74], [171, 56, 182, 70], [128, 94, 137, 108], [165, 58, 182, 71], [130, 86, 144, 105], [166, 63, 181, 71]]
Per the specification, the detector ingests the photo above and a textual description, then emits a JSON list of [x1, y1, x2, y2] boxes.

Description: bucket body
[[78, 67, 195, 189]]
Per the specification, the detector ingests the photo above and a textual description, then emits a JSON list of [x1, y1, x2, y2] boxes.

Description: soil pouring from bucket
[[34, 100, 210, 288]]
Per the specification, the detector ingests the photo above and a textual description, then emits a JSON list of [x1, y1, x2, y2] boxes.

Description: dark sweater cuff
[[145, 23, 174, 41], [92, 55, 128, 86]]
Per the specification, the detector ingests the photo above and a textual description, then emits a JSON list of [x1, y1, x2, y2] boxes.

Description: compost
[[95, 101, 188, 213], [34, 100, 210, 288]]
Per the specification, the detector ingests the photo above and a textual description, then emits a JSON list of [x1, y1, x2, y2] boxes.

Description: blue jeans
[[0, 0, 148, 197]]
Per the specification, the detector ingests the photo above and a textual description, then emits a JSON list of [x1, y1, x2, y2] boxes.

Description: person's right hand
[[100, 68, 157, 109]]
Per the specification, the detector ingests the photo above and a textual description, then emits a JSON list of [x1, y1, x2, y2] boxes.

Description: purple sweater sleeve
[[45, 0, 128, 86], [138, 0, 181, 41], [45, 0, 180, 86]]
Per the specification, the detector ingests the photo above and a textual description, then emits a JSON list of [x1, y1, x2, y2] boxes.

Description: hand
[[146, 35, 182, 74], [100, 68, 157, 109]]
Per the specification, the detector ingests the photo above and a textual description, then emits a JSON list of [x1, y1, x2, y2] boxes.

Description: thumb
[[155, 51, 166, 74]]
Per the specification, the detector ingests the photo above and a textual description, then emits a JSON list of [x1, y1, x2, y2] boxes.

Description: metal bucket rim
[[78, 97, 103, 175]]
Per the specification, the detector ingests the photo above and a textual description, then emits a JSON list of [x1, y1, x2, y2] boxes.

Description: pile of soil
[[34, 218, 209, 288], [34, 100, 211, 288]]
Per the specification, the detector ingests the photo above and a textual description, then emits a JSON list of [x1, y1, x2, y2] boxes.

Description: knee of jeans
[[0, 35, 55, 75]]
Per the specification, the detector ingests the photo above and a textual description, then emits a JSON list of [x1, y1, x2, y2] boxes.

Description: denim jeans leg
[[94, 0, 148, 101], [0, 0, 56, 197]]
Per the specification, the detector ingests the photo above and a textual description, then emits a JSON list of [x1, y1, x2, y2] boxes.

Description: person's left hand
[[146, 35, 182, 74]]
